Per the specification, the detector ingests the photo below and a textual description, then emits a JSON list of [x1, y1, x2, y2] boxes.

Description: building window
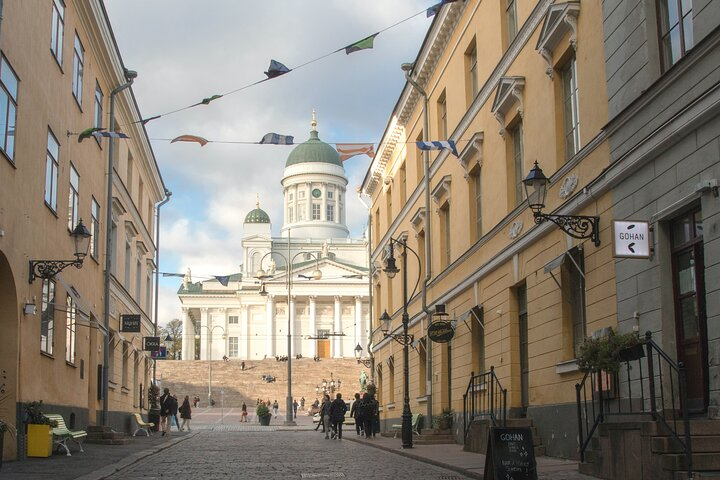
[[0, 55, 18, 161], [312, 203, 321, 220], [228, 337, 238, 357], [469, 166, 482, 241], [72, 34, 84, 106], [327, 204, 334, 222], [50, 0, 64, 64], [506, 0, 518, 45], [229, 315, 239, 324], [465, 41, 478, 105], [135, 257, 142, 301], [289, 193, 294, 201], [560, 57, 580, 160], [327, 191, 333, 199], [386, 186, 393, 230], [288, 206, 294, 223], [68, 164, 79, 231], [41, 279, 55, 355], [416, 131, 424, 183], [437, 90, 448, 140], [509, 123, 524, 206], [90, 198, 99, 259], [66, 294, 77, 364], [388, 356, 395, 403], [146, 269, 152, 311], [561, 247, 586, 357], [299, 190, 305, 199], [45, 129, 60, 211], [440, 202, 451, 268], [417, 230, 426, 281], [658, 0, 693, 71], [94, 82, 103, 130], [418, 338, 427, 396], [110, 221, 118, 275], [122, 342, 129, 387], [124, 241, 131, 289], [126, 153, 133, 196], [399, 162, 407, 207], [470, 305, 485, 374], [298, 204, 305, 221]]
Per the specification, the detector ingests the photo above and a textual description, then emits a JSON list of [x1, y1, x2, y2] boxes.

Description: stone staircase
[[155, 358, 367, 412], [579, 419, 720, 479]]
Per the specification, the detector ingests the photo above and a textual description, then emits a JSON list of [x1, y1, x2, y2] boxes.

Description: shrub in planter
[[256, 404, 271, 426], [23, 401, 56, 458], [577, 329, 642, 373], [432, 407, 454, 430]]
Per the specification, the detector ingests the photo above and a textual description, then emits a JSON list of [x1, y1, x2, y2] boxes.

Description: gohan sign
[[613, 220, 650, 259]]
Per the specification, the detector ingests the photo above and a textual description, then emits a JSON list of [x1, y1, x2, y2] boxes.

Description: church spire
[[311, 109, 317, 132], [256, 193, 260, 209]]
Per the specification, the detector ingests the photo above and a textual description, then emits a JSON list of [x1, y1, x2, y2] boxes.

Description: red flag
[[336, 143, 375, 161]]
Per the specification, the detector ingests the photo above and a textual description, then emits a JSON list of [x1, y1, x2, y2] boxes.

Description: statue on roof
[[269, 257, 277, 275]]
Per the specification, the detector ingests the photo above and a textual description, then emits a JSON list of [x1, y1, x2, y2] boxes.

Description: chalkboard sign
[[484, 427, 537, 480]]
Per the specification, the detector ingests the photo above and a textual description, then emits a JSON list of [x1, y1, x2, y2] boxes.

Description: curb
[[74, 432, 198, 480], [344, 437, 483, 480]]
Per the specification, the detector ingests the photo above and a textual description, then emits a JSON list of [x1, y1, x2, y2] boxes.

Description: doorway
[[317, 339, 330, 358], [671, 208, 708, 412], [517, 283, 529, 416]]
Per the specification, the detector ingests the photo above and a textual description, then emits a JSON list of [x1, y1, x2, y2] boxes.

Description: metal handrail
[[463, 366, 507, 442], [576, 331, 692, 477]]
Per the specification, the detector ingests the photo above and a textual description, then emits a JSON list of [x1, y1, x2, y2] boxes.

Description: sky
[[102, 0, 432, 326]]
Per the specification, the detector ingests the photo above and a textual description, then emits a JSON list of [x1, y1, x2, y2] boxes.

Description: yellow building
[[362, 0, 614, 458], [0, 0, 165, 461]]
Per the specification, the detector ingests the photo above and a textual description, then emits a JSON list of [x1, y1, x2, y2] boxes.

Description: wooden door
[[671, 209, 708, 412], [317, 339, 330, 358], [517, 284, 529, 416]]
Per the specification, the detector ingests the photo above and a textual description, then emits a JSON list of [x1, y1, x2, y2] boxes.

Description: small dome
[[245, 196, 270, 224], [285, 113, 342, 168]]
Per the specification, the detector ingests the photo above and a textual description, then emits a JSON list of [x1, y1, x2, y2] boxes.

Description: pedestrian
[[241, 361, 246, 371], [300, 396, 305, 409], [293, 398, 298, 418], [159, 387, 173, 436], [315, 394, 329, 434], [241, 401, 248, 422], [362, 392, 379, 438], [171, 395, 180, 431], [179, 395, 192, 431], [272, 399, 279, 418], [322, 394, 333, 438], [329, 393, 348, 440], [350, 393, 363, 436]]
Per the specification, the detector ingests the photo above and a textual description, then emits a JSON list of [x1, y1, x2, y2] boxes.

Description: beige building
[[362, 0, 615, 458], [0, 0, 165, 461]]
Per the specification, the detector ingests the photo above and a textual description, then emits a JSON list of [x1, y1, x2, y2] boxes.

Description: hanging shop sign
[[613, 220, 650, 259], [428, 321, 455, 343], [120, 314, 141, 332], [143, 336, 160, 352]]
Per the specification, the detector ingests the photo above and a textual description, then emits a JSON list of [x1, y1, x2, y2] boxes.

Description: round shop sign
[[428, 320, 455, 343]]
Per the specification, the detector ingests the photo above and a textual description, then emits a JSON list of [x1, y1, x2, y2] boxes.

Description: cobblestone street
[[105, 430, 472, 480]]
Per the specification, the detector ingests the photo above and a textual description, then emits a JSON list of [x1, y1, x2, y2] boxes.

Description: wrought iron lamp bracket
[[534, 212, 600, 247], [29, 259, 83, 284], [384, 333, 414, 346]]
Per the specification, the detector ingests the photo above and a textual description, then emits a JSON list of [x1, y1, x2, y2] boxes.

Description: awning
[[543, 247, 585, 289], [55, 273, 107, 335]]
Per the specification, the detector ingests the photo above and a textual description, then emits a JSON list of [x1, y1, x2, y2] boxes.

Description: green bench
[[391, 413, 422, 438], [45, 414, 86, 456]]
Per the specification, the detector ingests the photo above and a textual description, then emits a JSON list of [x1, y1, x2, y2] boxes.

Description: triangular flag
[[427, 0, 462, 17], [336, 144, 375, 161], [141, 115, 161, 125], [259, 133, 294, 145], [171, 135, 209, 146], [345, 33, 379, 55], [416, 140, 459, 157], [215, 275, 230, 287], [201, 94, 223, 105], [78, 127, 104, 143], [264, 59, 291, 79], [92, 131, 129, 140], [162, 273, 185, 278]]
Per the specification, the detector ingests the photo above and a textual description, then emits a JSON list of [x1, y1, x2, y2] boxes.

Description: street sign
[[613, 220, 650, 259], [120, 314, 141, 332], [143, 336, 160, 351]]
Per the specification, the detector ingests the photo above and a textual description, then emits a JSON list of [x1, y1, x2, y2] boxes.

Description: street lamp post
[[257, 250, 322, 425], [381, 237, 421, 449], [195, 325, 225, 406]]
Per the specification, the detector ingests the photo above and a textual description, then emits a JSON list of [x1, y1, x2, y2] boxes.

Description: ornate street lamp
[[354, 344, 372, 367], [522, 161, 600, 246], [28, 220, 92, 283]]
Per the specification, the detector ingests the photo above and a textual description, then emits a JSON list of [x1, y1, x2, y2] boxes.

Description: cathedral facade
[[178, 118, 370, 361]]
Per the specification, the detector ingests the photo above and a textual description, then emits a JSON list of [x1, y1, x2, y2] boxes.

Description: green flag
[[345, 33, 379, 55]]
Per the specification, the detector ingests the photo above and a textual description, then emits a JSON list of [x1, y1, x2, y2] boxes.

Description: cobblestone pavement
[[105, 430, 473, 480]]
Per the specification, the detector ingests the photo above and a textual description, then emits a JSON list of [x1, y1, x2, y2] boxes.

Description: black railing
[[576, 332, 692, 477], [463, 366, 507, 441]]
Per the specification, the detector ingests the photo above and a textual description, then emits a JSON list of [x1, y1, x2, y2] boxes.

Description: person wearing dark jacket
[[315, 394, 331, 435], [329, 393, 348, 440], [179, 395, 192, 431], [350, 393, 362, 436], [159, 388, 173, 436]]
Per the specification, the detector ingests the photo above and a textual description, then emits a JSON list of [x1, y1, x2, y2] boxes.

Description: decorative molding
[[458, 132, 484, 176], [536, 1, 581, 78], [559, 173, 579, 199], [431, 175, 452, 205], [508, 220, 524, 239], [490, 77, 526, 137], [410, 207, 426, 233]]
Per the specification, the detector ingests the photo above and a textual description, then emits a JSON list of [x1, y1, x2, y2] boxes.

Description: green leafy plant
[[0, 391, 15, 439], [22, 401, 57, 427], [148, 384, 160, 410], [432, 407, 454, 429], [256, 403, 270, 417], [577, 329, 641, 373]]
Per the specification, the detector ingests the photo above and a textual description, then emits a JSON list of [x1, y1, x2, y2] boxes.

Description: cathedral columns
[[333, 296, 342, 358], [240, 305, 249, 359], [289, 295, 296, 357], [200, 308, 209, 360], [308, 296, 317, 358], [265, 295, 275, 357], [354, 296, 362, 349], [181, 307, 192, 360], [211, 308, 226, 360]]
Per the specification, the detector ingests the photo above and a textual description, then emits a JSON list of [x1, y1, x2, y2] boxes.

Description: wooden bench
[[132, 412, 155, 436], [391, 413, 422, 438], [45, 414, 86, 456]]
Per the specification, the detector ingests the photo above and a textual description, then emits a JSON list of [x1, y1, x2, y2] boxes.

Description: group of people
[[314, 391, 379, 440], [159, 388, 193, 435]]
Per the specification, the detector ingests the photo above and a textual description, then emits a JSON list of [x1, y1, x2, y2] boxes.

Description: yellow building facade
[[362, 0, 615, 458], [0, 0, 165, 461]]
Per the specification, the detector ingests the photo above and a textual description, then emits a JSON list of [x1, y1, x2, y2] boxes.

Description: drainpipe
[[402, 62, 433, 426], [152, 190, 171, 386], [0, 0, 4, 37], [357, 192, 375, 383]]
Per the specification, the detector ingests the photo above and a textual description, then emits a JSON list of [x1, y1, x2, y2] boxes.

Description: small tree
[[161, 319, 183, 359]]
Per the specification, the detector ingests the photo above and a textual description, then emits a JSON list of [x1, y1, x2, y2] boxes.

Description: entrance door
[[317, 339, 330, 358], [671, 208, 708, 412], [517, 284, 529, 416]]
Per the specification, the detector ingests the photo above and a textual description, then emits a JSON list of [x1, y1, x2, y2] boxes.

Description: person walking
[[170, 395, 180, 431], [329, 393, 348, 440], [240, 401, 248, 422], [179, 395, 192, 431], [159, 388, 173, 436], [300, 397, 305, 410], [293, 398, 299, 418], [350, 393, 363, 436], [272, 399, 279, 418], [367, 392, 380, 438]]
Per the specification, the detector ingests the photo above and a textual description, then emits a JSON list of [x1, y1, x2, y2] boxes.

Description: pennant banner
[[93, 131, 129, 140], [416, 140, 459, 157], [171, 135, 209, 146], [427, 0, 462, 17], [336, 143, 375, 161], [215, 275, 230, 287], [259, 133, 294, 145], [264, 59, 291, 79], [345, 33, 379, 55]]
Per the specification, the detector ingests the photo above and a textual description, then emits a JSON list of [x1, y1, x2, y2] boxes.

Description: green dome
[[285, 130, 342, 168], [244, 207, 270, 224]]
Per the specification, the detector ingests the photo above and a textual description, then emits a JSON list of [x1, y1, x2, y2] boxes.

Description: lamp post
[[28, 220, 91, 283], [256, 251, 322, 425], [381, 237, 421, 449], [522, 161, 600, 246], [354, 344, 372, 367], [195, 325, 225, 406], [152, 189, 172, 384]]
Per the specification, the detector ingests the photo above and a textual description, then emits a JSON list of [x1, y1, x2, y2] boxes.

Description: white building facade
[[178, 118, 370, 361]]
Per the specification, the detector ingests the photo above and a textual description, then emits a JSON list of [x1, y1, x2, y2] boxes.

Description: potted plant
[[432, 407, 454, 430], [577, 329, 642, 373], [23, 401, 56, 458], [147, 384, 161, 432], [256, 403, 271, 426]]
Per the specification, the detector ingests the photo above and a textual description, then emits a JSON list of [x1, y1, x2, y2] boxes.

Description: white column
[[200, 308, 209, 360], [309, 296, 317, 358], [240, 305, 249, 359], [289, 295, 296, 357], [181, 307, 191, 360], [354, 296, 362, 350], [266, 295, 275, 357], [322, 182, 328, 220], [333, 296, 342, 358], [213, 308, 227, 360]]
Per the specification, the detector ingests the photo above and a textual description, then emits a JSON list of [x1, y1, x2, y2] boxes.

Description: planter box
[[259, 415, 271, 426], [27, 424, 52, 458]]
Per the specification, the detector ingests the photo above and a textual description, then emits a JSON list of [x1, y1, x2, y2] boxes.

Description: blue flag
[[215, 276, 230, 287], [264, 59, 291, 79], [416, 140, 459, 157], [259, 133, 294, 145]]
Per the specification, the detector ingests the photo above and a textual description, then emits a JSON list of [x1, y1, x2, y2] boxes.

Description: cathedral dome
[[285, 118, 341, 168], [244, 199, 270, 224]]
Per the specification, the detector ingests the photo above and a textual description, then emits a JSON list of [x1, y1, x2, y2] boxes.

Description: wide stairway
[[156, 358, 366, 413]]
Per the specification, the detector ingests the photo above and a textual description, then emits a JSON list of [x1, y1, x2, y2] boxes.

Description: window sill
[[1, 148, 15, 168], [65, 361, 77, 368], [50, 50, 64, 73], [40, 351, 55, 359], [555, 358, 580, 374], [386, 402, 396, 410], [109, 381, 118, 391], [416, 395, 428, 404], [121, 386, 130, 395]]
